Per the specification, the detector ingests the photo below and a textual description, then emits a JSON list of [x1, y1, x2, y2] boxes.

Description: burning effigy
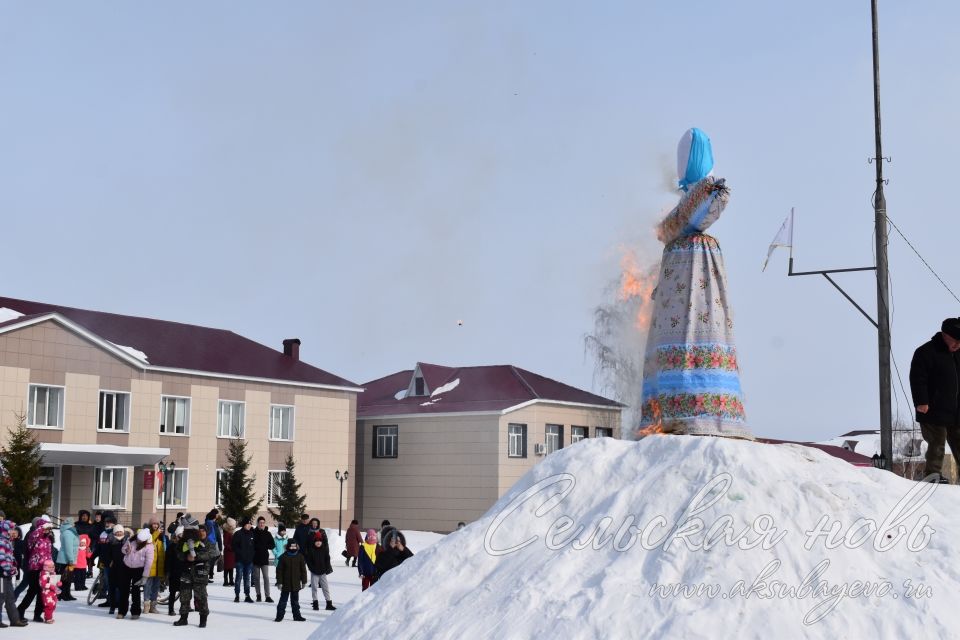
[[636, 128, 753, 440]]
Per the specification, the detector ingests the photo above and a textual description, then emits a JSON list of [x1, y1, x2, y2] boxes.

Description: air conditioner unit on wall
[[534, 443, 547, 456]]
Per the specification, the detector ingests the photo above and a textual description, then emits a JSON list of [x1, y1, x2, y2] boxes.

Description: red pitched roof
[[758, 438, 875, 467], [0, 296, 360, 390], [359, 362, 622, 417]]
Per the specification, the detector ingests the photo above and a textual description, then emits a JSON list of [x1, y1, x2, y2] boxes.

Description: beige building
[[356, 362, 622, 532], [0, 296, 361, 527]]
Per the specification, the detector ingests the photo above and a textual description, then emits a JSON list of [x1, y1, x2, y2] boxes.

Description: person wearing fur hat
[[16, 516, 54, 622], [174, 516, 218, 628], [274, 539, 307, 622], [55, 516, 79, 601], [221, 517, 237, 586], [231, 517, 256, 603], [39, 559, 60, 623], [304, 529, 335, 610], [911, 317, 960, 482], [375, 529, 414, 577], [357, 529, 382, 592], [101, 523, 127, 614], [0, 517, 26, 627]]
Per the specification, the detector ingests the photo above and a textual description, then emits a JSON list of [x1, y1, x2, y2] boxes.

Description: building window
[[94, 467, 127, 509], [414, 376, 425, 396], [160, 396, 191, 435], [545, 424, 564, 454], [217, 401, 245, 438], [267, 471, 288, 506], [28, 385, 64, 429], [508, 423, 527, 458], [215, 469, 227, 507], [571, 426, 588, 444], [157, 468, 188, 508], [270, 405, 294, 441], [98, 391, 130, 432], [595, 427, 613, 438], [373, 425, 398, 458]]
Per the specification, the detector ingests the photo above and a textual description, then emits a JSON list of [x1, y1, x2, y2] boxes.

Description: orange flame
[[618, 249, 657, 330], [635, 399, 665, 438]]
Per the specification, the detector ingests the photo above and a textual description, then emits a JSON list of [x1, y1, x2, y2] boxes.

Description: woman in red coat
[[344, 520, 362, 568], [222, 518, 237, 586]]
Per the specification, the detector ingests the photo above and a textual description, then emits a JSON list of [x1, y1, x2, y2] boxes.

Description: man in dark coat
[[910, 317, 960, 482], [274, 539, 307, 622], [293, 514, 311, 554], [252, 517, 274, 603], [231, 518, 256, 603]]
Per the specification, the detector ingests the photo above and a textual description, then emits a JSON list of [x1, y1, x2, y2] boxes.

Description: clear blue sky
[[2, 1, 957, 441]]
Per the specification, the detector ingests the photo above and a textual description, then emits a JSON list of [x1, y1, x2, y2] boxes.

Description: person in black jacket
[[231, 518, 256, 603], [303, 530, 335, 611], [293, 514, 311, 555], [252, 517, 274, 603], [910, 317, 960, 482], [375, 529, 414, 578], [165, 527, 183, 616]]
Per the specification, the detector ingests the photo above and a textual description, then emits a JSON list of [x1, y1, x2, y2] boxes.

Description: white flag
[[762, 209, 794, 272]]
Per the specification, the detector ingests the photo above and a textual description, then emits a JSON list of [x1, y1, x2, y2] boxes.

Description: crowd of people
[[0, 507, 415, 628]]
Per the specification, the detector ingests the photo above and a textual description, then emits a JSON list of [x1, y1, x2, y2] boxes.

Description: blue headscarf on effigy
[[677, 127, 714, 192]]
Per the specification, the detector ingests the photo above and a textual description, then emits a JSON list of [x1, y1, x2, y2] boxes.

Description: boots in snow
[[325, 600, 336, 611], [312, 599, 319, 611], [142, 600, 152, 614], [293, 614, 307, 621], [149, 600, 158, 614], [199, 613, 207, 628], [174, 614, 189, 626]]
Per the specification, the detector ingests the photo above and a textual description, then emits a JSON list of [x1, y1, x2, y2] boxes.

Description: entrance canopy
[[40, 443, 170, 467]]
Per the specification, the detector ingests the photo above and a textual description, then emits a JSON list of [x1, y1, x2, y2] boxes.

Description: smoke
[[585, 248, 660, 438], [586, 154, 677, 438]]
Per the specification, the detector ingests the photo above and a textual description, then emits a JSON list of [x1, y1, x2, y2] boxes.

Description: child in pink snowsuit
[[40, 559, 61, 623]]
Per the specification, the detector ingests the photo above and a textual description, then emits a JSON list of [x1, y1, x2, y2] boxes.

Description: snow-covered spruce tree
[[0, 412, 48, 524], [267, 453, 307, 528], [218, 437, 263, 521]]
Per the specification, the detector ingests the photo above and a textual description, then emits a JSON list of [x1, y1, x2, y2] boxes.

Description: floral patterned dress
[[637, 176, 752, 439]]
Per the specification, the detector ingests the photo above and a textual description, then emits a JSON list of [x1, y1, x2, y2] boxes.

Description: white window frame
[[156, 467, 188, 508], [27, 384, 65, 430], [159, 395, 192, 436], [97, 390, 131, 432], [595, 427, 613, 438], [215, 468, 227, 507], [217, 400, 246, 438], [266, 470, 288, 506], [508, 423, 527, 458], [93, 467, 127, 509], [545, 424, 564, 454], [571, 426, 588, 444], [374, 425, 398, 459], [269, 405, 295, 442]]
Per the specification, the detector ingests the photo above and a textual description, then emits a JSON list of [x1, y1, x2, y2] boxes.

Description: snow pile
[[0, 307, 24, 323], [431, 378, 460, 397], [109, 341, 149, 363], [321, 436, 960, 639], [394, 389, 408, 400]]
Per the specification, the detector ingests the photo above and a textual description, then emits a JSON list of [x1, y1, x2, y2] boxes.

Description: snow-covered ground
[[322, 436, 960, 639], [23, 436, 960, 638], [15, 529, 443, 639]]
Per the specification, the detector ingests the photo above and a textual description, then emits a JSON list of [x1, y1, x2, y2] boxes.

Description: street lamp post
[[158, 460, 176, 532], [334, 470, 349, 535]]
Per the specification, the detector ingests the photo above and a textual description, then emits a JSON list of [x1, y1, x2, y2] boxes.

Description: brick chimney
[[282, 338, 301, 361]]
